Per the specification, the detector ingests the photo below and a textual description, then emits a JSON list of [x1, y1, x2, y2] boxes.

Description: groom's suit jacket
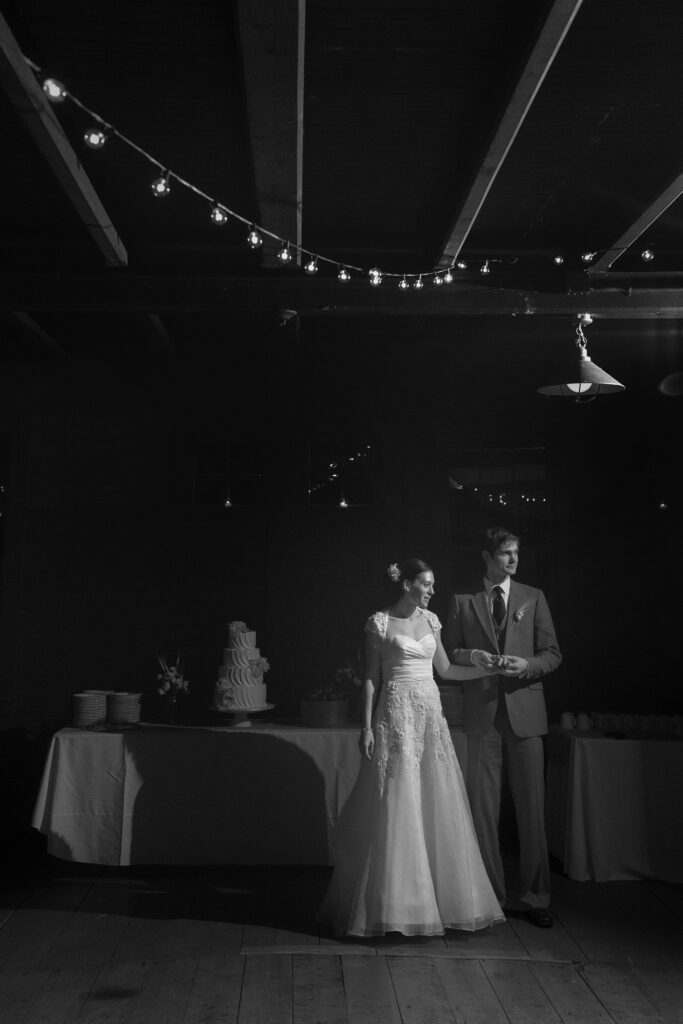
[[445, 581, 561, 739]]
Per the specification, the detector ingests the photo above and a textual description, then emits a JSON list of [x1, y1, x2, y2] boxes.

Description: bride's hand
[[359, 727, 375, 760]]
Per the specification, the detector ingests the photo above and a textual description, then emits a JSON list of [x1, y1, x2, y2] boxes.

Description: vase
[[162, 693, 181, 725], [300, 698, 349, 728]]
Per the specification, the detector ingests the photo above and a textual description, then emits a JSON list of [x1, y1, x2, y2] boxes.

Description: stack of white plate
[[107, 692, 142, 726], [438, 684, 464, 727], [72, 691, 109, 728]]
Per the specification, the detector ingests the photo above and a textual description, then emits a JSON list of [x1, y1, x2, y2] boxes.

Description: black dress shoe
[[523, 907, 553, 928]]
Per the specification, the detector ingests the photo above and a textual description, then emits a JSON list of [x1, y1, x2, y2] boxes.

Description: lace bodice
[[364, 609, 453, 794]]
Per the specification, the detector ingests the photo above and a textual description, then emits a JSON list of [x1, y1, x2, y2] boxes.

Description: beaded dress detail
[[319, 609, 504, 937]]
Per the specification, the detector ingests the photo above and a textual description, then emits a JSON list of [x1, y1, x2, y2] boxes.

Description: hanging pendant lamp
[[537, 315, 625, 402]]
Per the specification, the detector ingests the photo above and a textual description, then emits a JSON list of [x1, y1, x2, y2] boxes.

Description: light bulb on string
[[151, 171, 171, 197], [42, 77, 67, 102], [83, 128, 107, 149], [339, 498, 348, 508], [210, 205, 229, 226], [33, 74, 613, 296], [398, 276, 409, 291], [641, 248, 654, 262], [247, 226, 263, 249]]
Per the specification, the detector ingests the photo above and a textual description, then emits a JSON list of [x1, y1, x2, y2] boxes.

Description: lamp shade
[[537, 347, 625, 397]]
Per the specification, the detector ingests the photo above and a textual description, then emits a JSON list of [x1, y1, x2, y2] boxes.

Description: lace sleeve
[[364, 611, 387, 648], [424, 609, 442, 634]]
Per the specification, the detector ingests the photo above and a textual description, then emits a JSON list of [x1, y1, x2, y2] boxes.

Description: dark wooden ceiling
[[2, 0, 683, 361]]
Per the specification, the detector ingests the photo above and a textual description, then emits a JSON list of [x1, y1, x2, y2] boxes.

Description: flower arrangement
[[304, 655, 363, 701], [157, 655, 190, 696]]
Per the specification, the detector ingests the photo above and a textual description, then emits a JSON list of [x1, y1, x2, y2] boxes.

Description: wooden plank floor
[[0, 858, 681, 1024]]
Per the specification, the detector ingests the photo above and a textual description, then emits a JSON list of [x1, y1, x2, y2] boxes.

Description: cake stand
[[209, 703, 275, 728]]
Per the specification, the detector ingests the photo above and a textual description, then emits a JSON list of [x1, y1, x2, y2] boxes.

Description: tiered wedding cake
[[213, 621, 270, 711]]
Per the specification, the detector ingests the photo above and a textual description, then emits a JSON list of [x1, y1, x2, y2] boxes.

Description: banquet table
[[546, 726, 683, 883], [32, 723, 468, 866]]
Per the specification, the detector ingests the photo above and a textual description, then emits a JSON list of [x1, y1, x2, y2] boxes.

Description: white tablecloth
[[546, 727, 683, 883], [32, 723, 468, 866]]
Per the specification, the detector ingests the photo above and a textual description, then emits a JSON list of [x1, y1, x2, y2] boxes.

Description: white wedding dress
[[319, 609, 505, 937]]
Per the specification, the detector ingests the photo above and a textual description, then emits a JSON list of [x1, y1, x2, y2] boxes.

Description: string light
[[398, 276, 409, 291], [28, 64, 670, 288], [247, 227, 263, 248], [151, 171, 171, 197], [210, 205, 229, 225], [83, 128, 107, 149], [309, 444, 373, 496], [42, 77, 67, 102]]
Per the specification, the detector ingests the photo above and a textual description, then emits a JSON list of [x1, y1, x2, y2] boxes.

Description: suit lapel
[[502, 582, 523, 650], [473, 591, 499, 651]]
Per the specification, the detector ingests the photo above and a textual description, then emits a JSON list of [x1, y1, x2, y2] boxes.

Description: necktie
[[492, 585, 506, 630]]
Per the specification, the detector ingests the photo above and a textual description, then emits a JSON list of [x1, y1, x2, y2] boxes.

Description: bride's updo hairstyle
[[384, 558, 433, 595]]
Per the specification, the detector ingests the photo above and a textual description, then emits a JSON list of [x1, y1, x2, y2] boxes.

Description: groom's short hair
[[482, 526, 520, 555]]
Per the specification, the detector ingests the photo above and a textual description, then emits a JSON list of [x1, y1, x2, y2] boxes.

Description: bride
[[319, 558, 505, 937]]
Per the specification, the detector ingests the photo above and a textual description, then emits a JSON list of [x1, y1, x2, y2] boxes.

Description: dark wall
[[0, 314, 681, 739]]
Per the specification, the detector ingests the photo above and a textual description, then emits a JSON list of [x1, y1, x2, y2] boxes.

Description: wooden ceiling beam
[[0, 12, 127, 267], [146, 313, 174, 355], [1, 273, 682, 319], [8, 312, 68, 358], [589, 172, 683, 273], [235, 0, 305, 268], [438, 0, 584, 268]]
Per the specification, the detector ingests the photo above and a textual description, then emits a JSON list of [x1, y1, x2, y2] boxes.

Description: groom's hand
[[499, 655, 528, 677]]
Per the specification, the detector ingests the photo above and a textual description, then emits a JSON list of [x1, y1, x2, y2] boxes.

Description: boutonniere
[[512, 605, 528, 624]]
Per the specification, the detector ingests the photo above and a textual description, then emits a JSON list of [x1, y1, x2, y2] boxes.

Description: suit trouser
[[465, 700, 550, 909]]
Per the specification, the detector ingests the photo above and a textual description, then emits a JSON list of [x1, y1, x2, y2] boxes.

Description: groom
[[445, 526, 561, 927]]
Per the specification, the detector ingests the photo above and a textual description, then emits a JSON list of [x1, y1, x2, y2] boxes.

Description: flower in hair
[[387, 563, 401, 582]]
